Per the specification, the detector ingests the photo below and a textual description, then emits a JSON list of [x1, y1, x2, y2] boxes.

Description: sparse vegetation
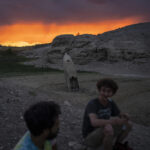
[[0, 48, 62, 77], [28, 90, 37, 96]]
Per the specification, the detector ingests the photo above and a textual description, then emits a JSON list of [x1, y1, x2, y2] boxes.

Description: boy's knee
[[104, 124, 114, 136], [126, 121, 133, 131]]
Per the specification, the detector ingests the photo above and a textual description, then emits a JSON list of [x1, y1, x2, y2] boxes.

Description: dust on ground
[[0, 72, 150, 150]]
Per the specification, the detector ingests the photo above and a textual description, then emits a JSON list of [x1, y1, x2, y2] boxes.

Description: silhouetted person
[[14, 101, 61, 150]]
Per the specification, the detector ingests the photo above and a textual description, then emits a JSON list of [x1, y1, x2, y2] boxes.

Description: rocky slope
[[20, 22, 150, 77], [48, 22, 150, 64]]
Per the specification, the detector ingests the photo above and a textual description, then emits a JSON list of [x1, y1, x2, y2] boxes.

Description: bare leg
[[103, 135, 113, 150], [103, 124, 114, 150], [116, 121, 132, 143]]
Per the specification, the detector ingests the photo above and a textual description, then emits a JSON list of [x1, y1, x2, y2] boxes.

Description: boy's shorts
[[84, 125, 123, 148]]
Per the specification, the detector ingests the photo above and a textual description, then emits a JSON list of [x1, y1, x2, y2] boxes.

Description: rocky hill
[[48, 22, 150, 64], [20, 22, 150, 77]]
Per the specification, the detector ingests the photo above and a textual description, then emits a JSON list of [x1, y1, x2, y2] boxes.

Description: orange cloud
[[0, 18, 140, 47]]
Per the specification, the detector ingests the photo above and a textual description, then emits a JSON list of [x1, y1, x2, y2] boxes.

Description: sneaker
[[113, 141, 133, 150]]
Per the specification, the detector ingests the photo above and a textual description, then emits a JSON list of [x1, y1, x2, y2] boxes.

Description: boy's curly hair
[[24, 101, 61, 136], [96, 78, 118, 94]]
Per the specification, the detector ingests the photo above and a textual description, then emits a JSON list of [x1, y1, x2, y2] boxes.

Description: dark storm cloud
[[0, 0, 150, 26], [88, 0, 108, 4]]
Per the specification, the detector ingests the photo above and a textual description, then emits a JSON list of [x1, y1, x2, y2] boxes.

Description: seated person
[[14, 101, 61, 150], [82, 78, 132, 150]]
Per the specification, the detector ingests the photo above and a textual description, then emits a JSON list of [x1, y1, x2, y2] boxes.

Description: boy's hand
[[120, 113, 130, 121], [110, 117, 127, 125]]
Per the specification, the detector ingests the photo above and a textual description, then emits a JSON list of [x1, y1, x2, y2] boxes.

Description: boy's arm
[[89, 113, 127, 127], [119, 112, 130, 120], [89, 113, 112, 127], [111, 101, 130, 121]]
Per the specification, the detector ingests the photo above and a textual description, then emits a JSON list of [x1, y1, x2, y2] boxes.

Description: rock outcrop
[[18, 22, 150, 76], [47, 22, 150, 65]]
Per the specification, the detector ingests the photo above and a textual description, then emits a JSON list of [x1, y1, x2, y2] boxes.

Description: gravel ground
[[0, 72, 150, 150]]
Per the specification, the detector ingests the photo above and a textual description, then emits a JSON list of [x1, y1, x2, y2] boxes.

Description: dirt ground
[[0, 72, 150, 150]]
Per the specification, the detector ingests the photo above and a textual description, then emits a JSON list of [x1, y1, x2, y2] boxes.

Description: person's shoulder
[[86, 98, 99, 107], [108, 98, 119, 108], [14, 147, 28, 150], [13, 132, 32, 150], [14, 142, 27, 150]]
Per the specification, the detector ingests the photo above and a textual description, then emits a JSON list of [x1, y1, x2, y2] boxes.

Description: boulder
[[51, 34, 75, 48]]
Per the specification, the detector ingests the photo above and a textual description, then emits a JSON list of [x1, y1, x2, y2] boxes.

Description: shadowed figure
[[63, 53, 79, 91], [82, 78, 133, 150], [13, 101, 61, 150]]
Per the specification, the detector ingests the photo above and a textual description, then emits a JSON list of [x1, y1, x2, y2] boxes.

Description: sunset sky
[[0, 0, 150, 47]]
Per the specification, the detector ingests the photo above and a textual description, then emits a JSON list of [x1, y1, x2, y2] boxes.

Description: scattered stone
[[68, 141, 77, 147], [64, 101, 71, 107]]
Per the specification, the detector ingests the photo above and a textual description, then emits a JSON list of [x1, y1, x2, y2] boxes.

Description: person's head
[[96, 78, 118, 98], [24, 101, 61, 140]]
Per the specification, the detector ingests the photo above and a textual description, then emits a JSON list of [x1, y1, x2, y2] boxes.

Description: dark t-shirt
[[82, 98, 120, 138]]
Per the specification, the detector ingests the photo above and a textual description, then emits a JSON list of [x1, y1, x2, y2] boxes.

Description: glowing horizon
[[0, 18, 140, 47]]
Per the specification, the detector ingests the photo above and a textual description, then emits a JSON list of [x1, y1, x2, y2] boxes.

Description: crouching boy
[[82, 78, 132, 150], [14, 101, 61, 150]]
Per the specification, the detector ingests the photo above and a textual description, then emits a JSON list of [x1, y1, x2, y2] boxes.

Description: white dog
[[63, 53, 79, 91]]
